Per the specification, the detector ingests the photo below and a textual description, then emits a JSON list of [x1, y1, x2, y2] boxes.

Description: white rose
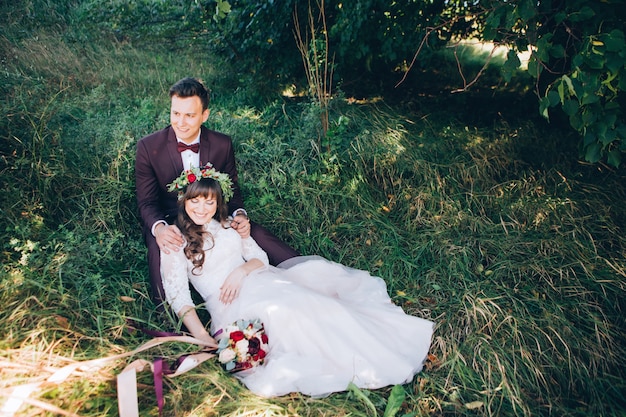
[[235, 339, 249, 358], [243, 326, 256, 338], [219, 348, 236, 363]]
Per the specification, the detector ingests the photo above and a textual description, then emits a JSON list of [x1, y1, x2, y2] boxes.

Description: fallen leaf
[[464, 401, 484, 410], [54, 315, 70, 329]]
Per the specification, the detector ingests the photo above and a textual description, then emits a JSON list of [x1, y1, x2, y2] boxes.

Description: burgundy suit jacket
[[135, 125, 245, 231]]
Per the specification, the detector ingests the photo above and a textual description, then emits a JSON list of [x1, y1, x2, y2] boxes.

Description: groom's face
[[170, 95, 210, 143]]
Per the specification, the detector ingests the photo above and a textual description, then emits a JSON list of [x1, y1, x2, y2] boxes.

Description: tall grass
[[1, 1, 625, 416]]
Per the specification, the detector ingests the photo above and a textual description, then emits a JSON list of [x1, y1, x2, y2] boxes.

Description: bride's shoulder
[[206, 219, 239, 239], [205, 218, 227, 230]]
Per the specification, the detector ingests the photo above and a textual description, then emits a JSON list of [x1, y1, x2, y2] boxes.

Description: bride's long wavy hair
[[176, 178, 229, 274]]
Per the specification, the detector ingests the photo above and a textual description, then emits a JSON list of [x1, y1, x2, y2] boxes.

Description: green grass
[[1, 2, 625, 416]]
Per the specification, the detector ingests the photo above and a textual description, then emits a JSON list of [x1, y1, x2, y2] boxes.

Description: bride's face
[[185, 195, 217, 225]]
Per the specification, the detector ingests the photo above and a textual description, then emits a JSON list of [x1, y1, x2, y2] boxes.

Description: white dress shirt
[[178, 134, 201, 170]]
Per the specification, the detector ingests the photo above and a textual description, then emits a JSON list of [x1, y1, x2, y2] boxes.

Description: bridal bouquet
[[214, 318, 268, 372]]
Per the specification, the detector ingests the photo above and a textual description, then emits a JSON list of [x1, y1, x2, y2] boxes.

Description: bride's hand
[[194, 330, 218, 348], [220, 267, 246, 304]]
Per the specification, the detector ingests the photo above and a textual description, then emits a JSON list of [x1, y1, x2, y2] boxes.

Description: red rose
[[230, 330, 245, 342], [187, 173, 197, 183], [261, 334, 269, 344], [248, 338, 260, 353], [258, 349, 267, 359]]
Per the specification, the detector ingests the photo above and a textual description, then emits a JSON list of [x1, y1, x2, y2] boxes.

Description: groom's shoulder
[[202, 126, 232, 144], [138, 126, 172, 146]]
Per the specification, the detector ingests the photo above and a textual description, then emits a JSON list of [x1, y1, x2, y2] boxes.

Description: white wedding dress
[[161, 219, 434, 397]]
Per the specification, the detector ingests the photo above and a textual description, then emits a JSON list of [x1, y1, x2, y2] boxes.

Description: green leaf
[[581, 93, 600, 105], [558, 82, 565, 102], [550, 44, 566, 59], [569, 6, 595, 23], [514, 38, 529, 52], [603, 30, 625, 52], [527, 56, 541, 78], [572, 54, 584, 68], [584, 142, 602, 163], [582, 108, 597, 124], [605, 56, 622, 74], [516, 0, 536, 21], [570, 76, 585, 98], [554, 11, 567, 24], [383, 385, 407, 417], [599, 127, 617, 146], [562, 99, 579, 116], [584, 131, 597, 146], [503, 6, 518, 29], [502, 50, 521, 82], [535, 35, 552, 61], [583, 52, 606, 70], [596, 122, 608, 140], [348, 383, 377, 415], [548, 90, 560, 107], [483, 10, 502, 41], [605, 112, 618, 127], [570, 113, 584, 130], [561, 75, 576, 97], [539, 96, 551, 119], [617, 124, 626, 140], [607, 150, 621, 168], [605, 102, 620, 111], [213, 0, 231, 21]]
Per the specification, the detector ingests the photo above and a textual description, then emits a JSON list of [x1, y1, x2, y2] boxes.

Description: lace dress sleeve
[[160, 248, 195, 315], [241, 236, 270, 268]]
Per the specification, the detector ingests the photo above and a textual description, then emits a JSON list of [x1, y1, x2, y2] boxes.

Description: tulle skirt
[[211, 256, 434, 397]]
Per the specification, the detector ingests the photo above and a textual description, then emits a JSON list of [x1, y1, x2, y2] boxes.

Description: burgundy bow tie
[[177, 142, 200, 153]]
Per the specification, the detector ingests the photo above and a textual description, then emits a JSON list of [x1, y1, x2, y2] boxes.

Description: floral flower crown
[[166, 163, 234, 202]]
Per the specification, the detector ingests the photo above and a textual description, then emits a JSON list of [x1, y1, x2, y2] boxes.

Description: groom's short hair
[[169, 77, 210, 110]]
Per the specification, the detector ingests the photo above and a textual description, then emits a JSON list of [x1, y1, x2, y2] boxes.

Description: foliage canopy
[[84, 0, 626, 166]]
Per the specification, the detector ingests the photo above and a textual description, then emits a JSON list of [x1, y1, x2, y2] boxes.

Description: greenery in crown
[[167, 163, 234, 202]]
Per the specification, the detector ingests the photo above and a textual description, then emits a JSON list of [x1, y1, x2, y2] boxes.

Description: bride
[[160, 164, 435, 398]]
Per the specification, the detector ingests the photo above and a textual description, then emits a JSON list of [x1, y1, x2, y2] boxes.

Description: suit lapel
[[199, 126, 211, 166], [166, 127, 184, 174]]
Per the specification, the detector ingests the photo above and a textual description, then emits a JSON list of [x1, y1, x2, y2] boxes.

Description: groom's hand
[[231, 214, 251, 239], [155, 223, 184, 254]]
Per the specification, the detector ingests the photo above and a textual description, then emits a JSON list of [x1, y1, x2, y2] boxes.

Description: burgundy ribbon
[[126, 319, 181, 415], [154, 354, 199, 415], [125, 319, 217, 415], [153, 358, 165, 416]]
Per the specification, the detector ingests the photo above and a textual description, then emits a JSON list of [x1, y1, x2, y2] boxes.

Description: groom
[[135, 77, 299, 305]]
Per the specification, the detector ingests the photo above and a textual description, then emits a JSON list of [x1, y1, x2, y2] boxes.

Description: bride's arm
[[161, 248, 216, 347], [219, 258, 265, 305], [241, 236, 269, 267], [178, 306, 217, 346], [160, 249, 195, 314]]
